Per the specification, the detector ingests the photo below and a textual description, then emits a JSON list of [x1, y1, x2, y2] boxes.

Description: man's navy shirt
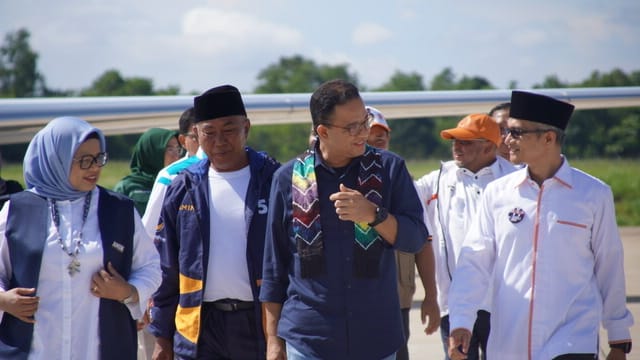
[[260, 148, 428, 360]]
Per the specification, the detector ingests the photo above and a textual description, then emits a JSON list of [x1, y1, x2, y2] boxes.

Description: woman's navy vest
[[0, 187, 137, 360]]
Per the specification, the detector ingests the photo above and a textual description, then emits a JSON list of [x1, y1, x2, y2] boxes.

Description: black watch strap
[[610, 342, 632, 354], [368, 207, 388, 227]]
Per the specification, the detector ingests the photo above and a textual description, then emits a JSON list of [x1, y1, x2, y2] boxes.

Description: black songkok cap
[[193, 85, 247, 122], [510, 90, 575, 130]]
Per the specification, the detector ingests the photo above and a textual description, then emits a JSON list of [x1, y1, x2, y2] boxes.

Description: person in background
[[0, 152, 24, 210], [0, 116, 161, 359], [488, 102, 511, 162], [260, 79, 428, 360], [448, 91, 634, 360], [138, 111, 206, 359], [176, 107, 200, 158], [149, 85, 280, 360], [114, 128, 181, 215], [366, 105, 440, 360], [142, 107, 207, 239], [415, 113, 516, 360]]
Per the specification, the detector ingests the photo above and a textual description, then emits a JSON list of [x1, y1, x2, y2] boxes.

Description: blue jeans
[[286, 342, 397, 360], [440, 310, 490, 360]]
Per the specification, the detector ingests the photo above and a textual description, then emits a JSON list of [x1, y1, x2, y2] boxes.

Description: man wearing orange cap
[[415, 113, 516, 360], [366, 106, 440, 360], [448, 91, 633, 359]]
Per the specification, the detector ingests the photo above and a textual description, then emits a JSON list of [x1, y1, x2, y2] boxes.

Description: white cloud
[[352, 23, 392, 46], [182, 7, 303, 54], [1, 0, 637, 93]]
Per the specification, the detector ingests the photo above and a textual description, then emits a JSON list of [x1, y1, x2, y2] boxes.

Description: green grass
[[3, 158, 639, 225]]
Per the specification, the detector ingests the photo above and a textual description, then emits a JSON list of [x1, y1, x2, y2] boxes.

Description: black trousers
[[192, 302, 262, 360]]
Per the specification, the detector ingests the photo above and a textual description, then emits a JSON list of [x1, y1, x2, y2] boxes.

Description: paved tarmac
[[407, 226, 640, 360]]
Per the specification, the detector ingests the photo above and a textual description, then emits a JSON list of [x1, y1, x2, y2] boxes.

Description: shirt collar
[[313, 143, 360, 175], [551, 156, 573, 188], [514, 155, 573, 189], [455, 158, 501, 177]]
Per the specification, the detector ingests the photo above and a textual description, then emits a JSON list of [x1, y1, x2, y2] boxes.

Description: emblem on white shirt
[[508, 208, 525, 223]]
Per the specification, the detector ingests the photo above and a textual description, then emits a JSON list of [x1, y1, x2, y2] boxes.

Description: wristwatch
[[368, 206, 389, 227], [610, 342, 632, 354], [120, 286, 136, 305]]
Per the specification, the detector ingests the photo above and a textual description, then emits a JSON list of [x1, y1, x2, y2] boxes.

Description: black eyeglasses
[[325, 113, 374, 136], [504, 127, 552, 139], [73, 152, 108, 169]]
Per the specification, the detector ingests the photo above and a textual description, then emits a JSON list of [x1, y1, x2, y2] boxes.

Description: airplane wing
[[1, 87, 639, 145]]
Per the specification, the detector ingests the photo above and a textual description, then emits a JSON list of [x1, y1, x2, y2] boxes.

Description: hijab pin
[[112, 241, 125, 253]]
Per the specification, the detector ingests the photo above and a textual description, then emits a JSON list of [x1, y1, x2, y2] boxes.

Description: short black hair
[[309, 79, 361, 130], [178, 107, 197, 134]]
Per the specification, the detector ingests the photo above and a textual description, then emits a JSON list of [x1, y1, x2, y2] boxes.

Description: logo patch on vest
[[112, 241, 125, 253]]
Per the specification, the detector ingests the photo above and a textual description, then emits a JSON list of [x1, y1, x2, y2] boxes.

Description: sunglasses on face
[[504, 127, 552, 139]]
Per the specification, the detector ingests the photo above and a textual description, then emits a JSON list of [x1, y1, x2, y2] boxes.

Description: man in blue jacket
[[260, 79, 428, 360], [149, 85, 280, 360]]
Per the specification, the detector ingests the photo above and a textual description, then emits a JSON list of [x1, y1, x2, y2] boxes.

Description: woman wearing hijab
[[114, 128, 181, 215], [0, 117, 161, 360]]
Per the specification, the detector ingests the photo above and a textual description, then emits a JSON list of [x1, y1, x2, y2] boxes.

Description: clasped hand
[[329, 183, 376, 224]]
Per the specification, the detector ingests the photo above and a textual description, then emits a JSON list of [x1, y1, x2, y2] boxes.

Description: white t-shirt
[[203, 165, 253, 302]]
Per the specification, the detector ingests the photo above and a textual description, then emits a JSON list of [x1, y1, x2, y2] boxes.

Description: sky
[[1, 0, 639, 95]]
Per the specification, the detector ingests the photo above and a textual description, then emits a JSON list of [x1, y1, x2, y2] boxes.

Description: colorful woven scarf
[[292, 145, 384, 278]]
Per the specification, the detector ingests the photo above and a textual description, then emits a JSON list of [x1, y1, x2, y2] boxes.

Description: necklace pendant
[[67, 258, 81, 276]]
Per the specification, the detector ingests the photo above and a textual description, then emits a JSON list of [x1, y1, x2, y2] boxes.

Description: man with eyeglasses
[[142, 107, 207, 239], [414, 113, 516, 360], [260, 79, 428, 360], [138, 107, 207, 359], [149, 85, 281, 360], [448, 91, 633, 360]]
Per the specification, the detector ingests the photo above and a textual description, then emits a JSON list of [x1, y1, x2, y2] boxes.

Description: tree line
[[1, 28, 639, 163]]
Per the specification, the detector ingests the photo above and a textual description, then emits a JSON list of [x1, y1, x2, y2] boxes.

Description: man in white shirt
[[415, 113, 515, 360], [448, 91, 634, 360]]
